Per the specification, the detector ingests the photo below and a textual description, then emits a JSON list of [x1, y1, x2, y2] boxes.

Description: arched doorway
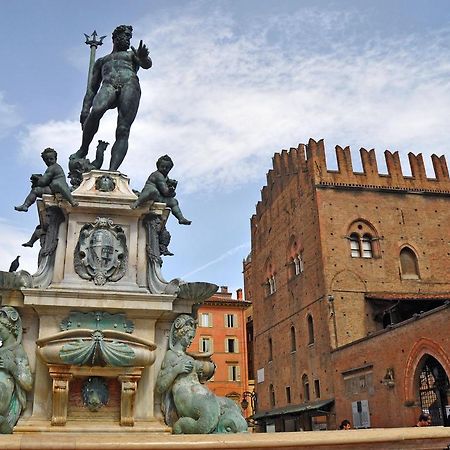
[[417, 355, 450, 426]]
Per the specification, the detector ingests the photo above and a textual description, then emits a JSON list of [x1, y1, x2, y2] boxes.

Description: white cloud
[[18, 7, 450, 190]]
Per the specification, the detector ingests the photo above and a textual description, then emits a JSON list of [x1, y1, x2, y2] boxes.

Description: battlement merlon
[[253, 139, 450, 222], [306, 139, 450, 192], [266, 139, 450, 195]]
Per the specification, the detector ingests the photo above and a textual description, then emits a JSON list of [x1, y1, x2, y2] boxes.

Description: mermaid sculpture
[[0, 306, 33, 433], [156, 314, 247, 434]]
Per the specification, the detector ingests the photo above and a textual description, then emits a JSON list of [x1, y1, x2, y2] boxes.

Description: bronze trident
[[84, 30, 107, 88]]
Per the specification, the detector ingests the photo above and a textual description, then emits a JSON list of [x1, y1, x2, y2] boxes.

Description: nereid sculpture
[[156, 314, 247, 434], [0, 306, 33, 433]]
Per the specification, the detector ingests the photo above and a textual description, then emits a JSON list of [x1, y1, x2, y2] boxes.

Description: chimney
[[236, 288, 243, 300], [220, 286, 228, 294]]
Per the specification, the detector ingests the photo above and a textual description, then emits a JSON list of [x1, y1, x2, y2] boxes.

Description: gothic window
[[286, 386, 292, 404], [287, 237, 304, 279], [270, 384, 276, 407], [290, 326, 296, 352], [302, 374, 310, 401], [314, 379, 321, 398], [307, 315, 315, 345], [264, 259, 276, 296], [268, 337, 273, 362], [292, 253, 305, 276], [347, 220, 379, 259], [400, 247, 420, 279], [267, 275, 276, 294], [417, 355, 449, 426]]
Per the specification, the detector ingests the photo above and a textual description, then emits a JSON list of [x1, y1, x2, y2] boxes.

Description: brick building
[[244, 139, 450, 431], [188, 286, 252, 414]]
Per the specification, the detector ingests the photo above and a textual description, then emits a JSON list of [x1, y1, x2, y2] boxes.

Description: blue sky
[[1, 0, 450, 295]]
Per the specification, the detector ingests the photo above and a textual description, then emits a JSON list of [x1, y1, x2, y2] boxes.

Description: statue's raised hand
[[131, 40, 149, 61]]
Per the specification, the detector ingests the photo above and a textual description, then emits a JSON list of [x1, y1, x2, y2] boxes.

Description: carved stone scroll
[[32, 206, 65, 288], [143, 213, 179, 295]]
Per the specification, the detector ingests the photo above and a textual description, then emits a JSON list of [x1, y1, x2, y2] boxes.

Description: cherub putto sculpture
[[131, 155, 191, 225], [155, 314, 247, 434], [0, 306, 33, 433], [15, 148, 78, 212]]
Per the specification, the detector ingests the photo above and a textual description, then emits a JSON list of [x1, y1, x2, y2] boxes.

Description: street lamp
[[241, 391, 257, 413]]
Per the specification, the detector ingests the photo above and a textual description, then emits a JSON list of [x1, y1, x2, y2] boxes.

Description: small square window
[[199, 313, 212, 327], [226, 314, 236, 328], [228, 365, 240, 381], [226, 338, 238, 353], [200, 337, 212, 353]]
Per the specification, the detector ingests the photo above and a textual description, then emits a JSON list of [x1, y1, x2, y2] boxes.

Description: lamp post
[[241, 390, 257, 415]]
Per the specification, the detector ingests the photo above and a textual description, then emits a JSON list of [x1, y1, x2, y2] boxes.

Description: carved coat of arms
[[74, 217, 128, 285]]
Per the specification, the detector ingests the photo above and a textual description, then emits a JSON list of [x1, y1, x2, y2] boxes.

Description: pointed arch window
[[293, 253, 304, 275], [307, 315, 315, 345], [290, 326, 296, 352], [269, 384, 276, 408], [264, 259, 276, 296], [268, 337, 273, 362], [287, 237, 304, 279], [417, 355, 449, 425], [400, 247, 420, 279], [347, 220, 379, 259], [302, 374, 310, 401]]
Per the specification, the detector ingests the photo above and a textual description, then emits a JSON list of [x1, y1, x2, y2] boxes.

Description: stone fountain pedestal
[[3, 170, 214, 433]]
